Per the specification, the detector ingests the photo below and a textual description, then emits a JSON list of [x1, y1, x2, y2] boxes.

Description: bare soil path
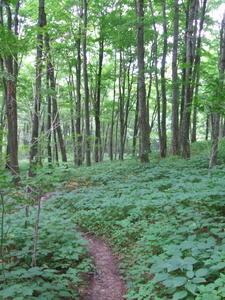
[[39, 193, 127, 299], [78, 231, 127, 300]]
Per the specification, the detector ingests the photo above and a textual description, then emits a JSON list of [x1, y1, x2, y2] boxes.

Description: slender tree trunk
[[83, 0, 91, 166], [94, 39, 104, 162], [205, 113, 210, 140], [160, 1, 168, 158], [135, 0, 150, 163], [67, 76, 76, 164], [179, 0, 198, 158], [75, 16, 83, 166], [29, 0, 45, 176], [46, 72, 52, 164], [171, 0, 180, 156], [45, 34, 67, 163], [132, 97, 139, 156], [3, 1, 20, 183], [191, 0, 207, 144], [191, 106, 197, 143], [109, 58, 117, 161], [119, 51, 125, 161], [209, 12, 225, 168]]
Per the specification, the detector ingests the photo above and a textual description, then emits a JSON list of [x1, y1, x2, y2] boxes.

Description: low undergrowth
[[0, 172, 93, 299], [53, 144, 225, 299], [1, 140, 225, 299]]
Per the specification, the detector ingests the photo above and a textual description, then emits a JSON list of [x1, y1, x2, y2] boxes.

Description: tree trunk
[[29, 0, 45, 176], [46, 72, 52, 164], [179, 0, 198, 158], [132, 97, 139, 156], [94, 39, 104, 162], [119, 51, 125, 161], [75, 15, 83, 166], [109, 57, 117, 161], [191, 0, 207, 144], [171, 0, 180, 156], [191, 106, 197, 143], [135, 0, 150, 163], [1, 1, 20, 183], [209, 12, 225, 168], [83, 0, 91, 166], [160, 1, 168, 158], [45, 34, 67, 163]]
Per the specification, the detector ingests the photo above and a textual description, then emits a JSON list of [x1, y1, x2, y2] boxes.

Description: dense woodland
[[1, 0, 225, 299], [0, 0, 225, 180]]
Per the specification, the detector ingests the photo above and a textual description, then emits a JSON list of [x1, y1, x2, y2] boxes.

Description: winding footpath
[[79, 232, 127, 300]]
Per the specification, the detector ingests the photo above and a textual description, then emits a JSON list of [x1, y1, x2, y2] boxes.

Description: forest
[[1, 0, 225, 299]]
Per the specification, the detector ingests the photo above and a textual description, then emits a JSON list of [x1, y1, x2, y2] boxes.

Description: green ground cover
[[1, 141, 225, 299]]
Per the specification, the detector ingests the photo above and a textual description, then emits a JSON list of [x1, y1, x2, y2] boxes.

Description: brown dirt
[[38, 193, 128, 299], [78, 231, 127, 300]]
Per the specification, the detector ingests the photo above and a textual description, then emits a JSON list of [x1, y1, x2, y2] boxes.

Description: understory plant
[[0, 170, 93, 300], [1, 141, 225, 299], [51, 145, 225, 299]]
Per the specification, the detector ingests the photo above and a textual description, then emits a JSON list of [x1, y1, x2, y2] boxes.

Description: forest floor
[[40, 193, 127, 299], [78, 230, 127, 300]]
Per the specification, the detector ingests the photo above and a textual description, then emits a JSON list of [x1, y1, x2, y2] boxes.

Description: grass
[[1, 140, 225, 299]]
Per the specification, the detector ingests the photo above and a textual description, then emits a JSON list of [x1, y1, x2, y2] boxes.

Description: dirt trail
[[79, 232, 127, 300], [39, 193, 127, 299]]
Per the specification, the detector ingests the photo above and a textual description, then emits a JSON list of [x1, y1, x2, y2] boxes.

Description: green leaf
[[192, 277, 207, 283], [153, 273, 169, 282], [183, 257, 198, 265], [185, 282, 197, 294], [201, 293, 216, 300], [173, 290, 188, 300], [22, 286, 33, 296], [195, 268, 208, 277], [163, 277, 186, 288], [173, 277, 187, 287], [186, 270, 195, 278], [59, 291, 72, 297]]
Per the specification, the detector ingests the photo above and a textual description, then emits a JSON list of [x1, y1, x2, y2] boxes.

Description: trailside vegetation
[[1, 141, 225, 299]]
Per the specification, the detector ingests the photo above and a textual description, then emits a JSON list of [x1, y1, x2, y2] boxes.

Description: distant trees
[[0, 0, 224, 177]]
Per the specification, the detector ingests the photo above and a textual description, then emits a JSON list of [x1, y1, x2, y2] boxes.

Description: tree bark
[[3, 1, 20, 183], [179, 0, 198, 158], [171, 0, 180, 156], [83, 0, 91, 166], [94, 38, 104, 162], [75, 12, 83, 166], [209, 12, 225, 168], [135, 0, 150, 163], [45, 34, 67, 163], [29, 0, 45, 176], [160, 1, 168, 158]]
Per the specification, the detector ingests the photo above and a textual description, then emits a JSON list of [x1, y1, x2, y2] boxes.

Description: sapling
[[31, 192, 41, 268], [0, 193, 6, 284]]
